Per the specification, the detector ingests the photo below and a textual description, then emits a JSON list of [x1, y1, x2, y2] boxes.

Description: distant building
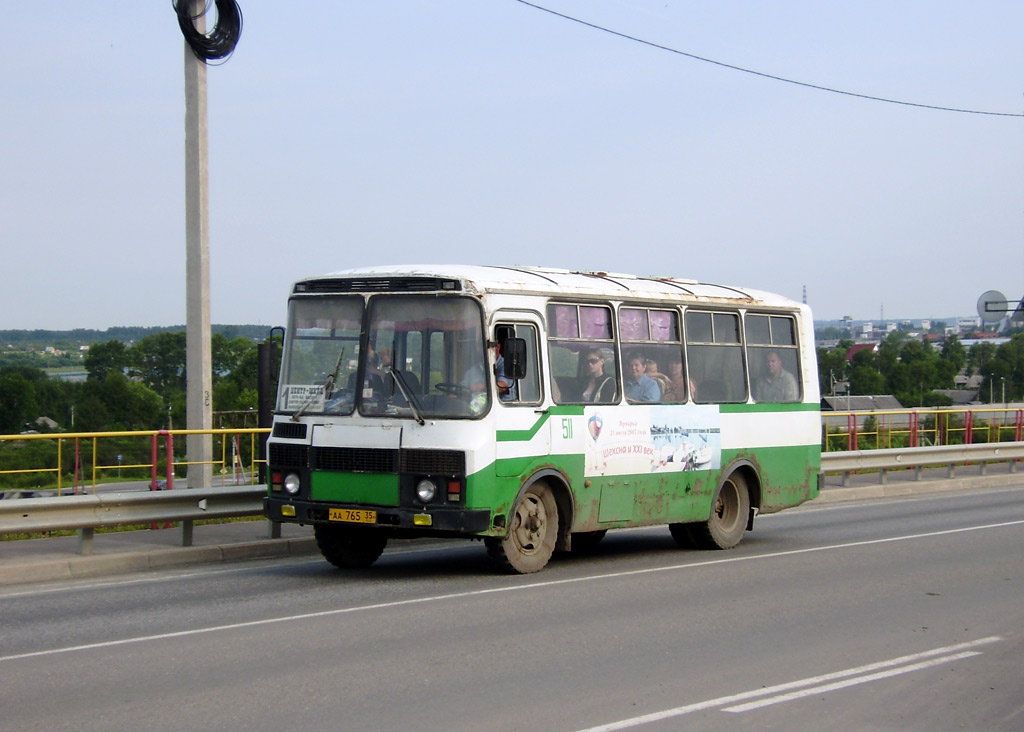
[[845, 343, 878, 361], [821, 395, 904, 411]]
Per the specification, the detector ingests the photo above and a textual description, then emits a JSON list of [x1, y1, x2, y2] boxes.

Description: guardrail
[[821, 441, 1024, 486], [0, 484, 268, 554], [3, 437, 1022, 556]]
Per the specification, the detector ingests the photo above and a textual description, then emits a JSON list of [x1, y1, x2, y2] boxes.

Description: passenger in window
[[644, 359, 673, 399], [578, 348, 615, 403], [624, 352, 661, 403], [494, 341, 517, 402], [661, 352, 693, 402], [753, 349, 798, 402]]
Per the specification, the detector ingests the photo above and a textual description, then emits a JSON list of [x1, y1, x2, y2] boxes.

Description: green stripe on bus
[[719, 402, 820, 414], [496, 406, 584, 442]]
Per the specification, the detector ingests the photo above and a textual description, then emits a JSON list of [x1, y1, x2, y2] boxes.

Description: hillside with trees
[[0, 330, 278, 435], [818, 331, 1023, 407]]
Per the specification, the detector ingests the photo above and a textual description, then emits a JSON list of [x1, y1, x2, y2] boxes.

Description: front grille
[[401, 449, 465, 475], [269, 443, 309, 468], [282, 446, 466, 475], [296, 277, 461, 294], [314, 447, 399, 473], [273, 422, 307, 439]]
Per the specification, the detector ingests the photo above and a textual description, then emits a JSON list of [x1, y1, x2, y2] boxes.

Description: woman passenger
[[579, 348, 615, 403]]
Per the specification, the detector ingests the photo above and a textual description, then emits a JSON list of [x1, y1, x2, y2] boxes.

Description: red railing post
[[909, 411, 919, 448], [150, 430, 175, 530], [150, 433, 159, 490], [74, 437, 82, 494], [1016, 409, 1023, 442], [965, 410, 974, 445], [847, 413, 857, 451], [164, 431, 175, 490]]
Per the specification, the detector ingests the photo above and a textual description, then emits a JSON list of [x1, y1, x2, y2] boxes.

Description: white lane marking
[[0, 520, 1020, 663], [574, 637, 1001, 732], [723, 651, 982, 712]]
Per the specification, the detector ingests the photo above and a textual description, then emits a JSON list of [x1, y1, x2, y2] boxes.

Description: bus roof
[[297, 264, 804, 310]]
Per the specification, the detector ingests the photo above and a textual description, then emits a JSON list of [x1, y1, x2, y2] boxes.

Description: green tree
[[940, 334, 966, 374], [817, 343, 851, 395], [980, 333, 1024, 403], [967, 341, 996, 375], [0, 368, 39, 433], [212, 334, 253, 378], [849, 364, 885, 395], [84, 340, 130, 381], [0, 366, 69, 433], [130, 331, 187, 400]]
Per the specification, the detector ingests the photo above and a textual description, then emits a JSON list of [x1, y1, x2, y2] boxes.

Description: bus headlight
[[416, 479, 437, 503], [283, 472, 301, 495]]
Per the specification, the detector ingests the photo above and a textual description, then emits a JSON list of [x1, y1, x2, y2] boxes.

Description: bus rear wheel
[[486, 482, 558, 574], [314, 524, 388, 569], [684, 472, 750, 550]]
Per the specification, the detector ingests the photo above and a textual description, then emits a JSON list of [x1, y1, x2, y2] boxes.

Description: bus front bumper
[[264, 496, 491, 534]]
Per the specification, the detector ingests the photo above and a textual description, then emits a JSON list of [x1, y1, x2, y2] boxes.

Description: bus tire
[[314, 524, 388, 569], [668, 522, 696, 549], [485, 482, 558, 574], [689, 472, 750, 550]]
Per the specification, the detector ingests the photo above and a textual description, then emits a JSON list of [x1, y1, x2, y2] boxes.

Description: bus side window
[[746, 313, 801, 403], [547, 302, 618, 405], [685, 310, 747, 403], [496, 323, 541, 405]]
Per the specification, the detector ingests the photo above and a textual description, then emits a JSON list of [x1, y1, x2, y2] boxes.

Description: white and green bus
[[264, 265, 821, 573]]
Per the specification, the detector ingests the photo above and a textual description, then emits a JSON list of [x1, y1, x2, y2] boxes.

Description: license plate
[[328, 508, 377, 524]]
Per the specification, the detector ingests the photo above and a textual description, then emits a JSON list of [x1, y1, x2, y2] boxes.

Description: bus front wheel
[[486, 482, 558, 574], [314, 524, 388, 569], [678, 472, 750, 550]]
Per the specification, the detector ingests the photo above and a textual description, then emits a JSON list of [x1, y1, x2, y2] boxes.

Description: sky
[[3, 1, 1023, 330]]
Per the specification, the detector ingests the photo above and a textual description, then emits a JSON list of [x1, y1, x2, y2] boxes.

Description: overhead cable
[[173, 0, 243, 63], [512, 0, 1024, 118]]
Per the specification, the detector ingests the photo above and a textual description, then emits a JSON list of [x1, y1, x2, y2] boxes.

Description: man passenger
[[753, 349, 798, 402], [624, 352, 661, 403]]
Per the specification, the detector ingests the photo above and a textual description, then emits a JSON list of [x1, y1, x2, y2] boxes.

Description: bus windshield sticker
[[284, 384, 325, 413]]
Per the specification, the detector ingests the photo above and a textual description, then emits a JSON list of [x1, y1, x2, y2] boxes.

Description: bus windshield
[[277, 295, 489, 419]]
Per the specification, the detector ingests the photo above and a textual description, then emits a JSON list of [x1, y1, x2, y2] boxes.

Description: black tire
[[486, 482, 558, 574], [571, 529, 607, 553], [687, 472, 750, 550], [314, 524, 388, 569]]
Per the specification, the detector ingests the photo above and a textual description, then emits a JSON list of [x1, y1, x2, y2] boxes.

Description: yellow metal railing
[[822, 407, 1024, 452], [4, 411, 1023, 491], [0, 428, 271, 495]]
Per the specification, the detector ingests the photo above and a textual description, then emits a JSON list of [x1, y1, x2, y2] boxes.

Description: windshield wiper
[[386, 366, 425, 425]]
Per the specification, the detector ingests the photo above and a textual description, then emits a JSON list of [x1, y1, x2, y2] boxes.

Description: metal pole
[[184, 0, 213, 488]]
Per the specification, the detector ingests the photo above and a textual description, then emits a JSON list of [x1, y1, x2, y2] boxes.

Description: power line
[[512, 0, 1024, 118]]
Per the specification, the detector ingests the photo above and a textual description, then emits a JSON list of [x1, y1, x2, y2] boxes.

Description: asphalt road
[[1, 486, 1022, 732]]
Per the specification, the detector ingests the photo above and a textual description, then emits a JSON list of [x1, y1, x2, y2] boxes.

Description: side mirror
[[503, 338, 528, 379]]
